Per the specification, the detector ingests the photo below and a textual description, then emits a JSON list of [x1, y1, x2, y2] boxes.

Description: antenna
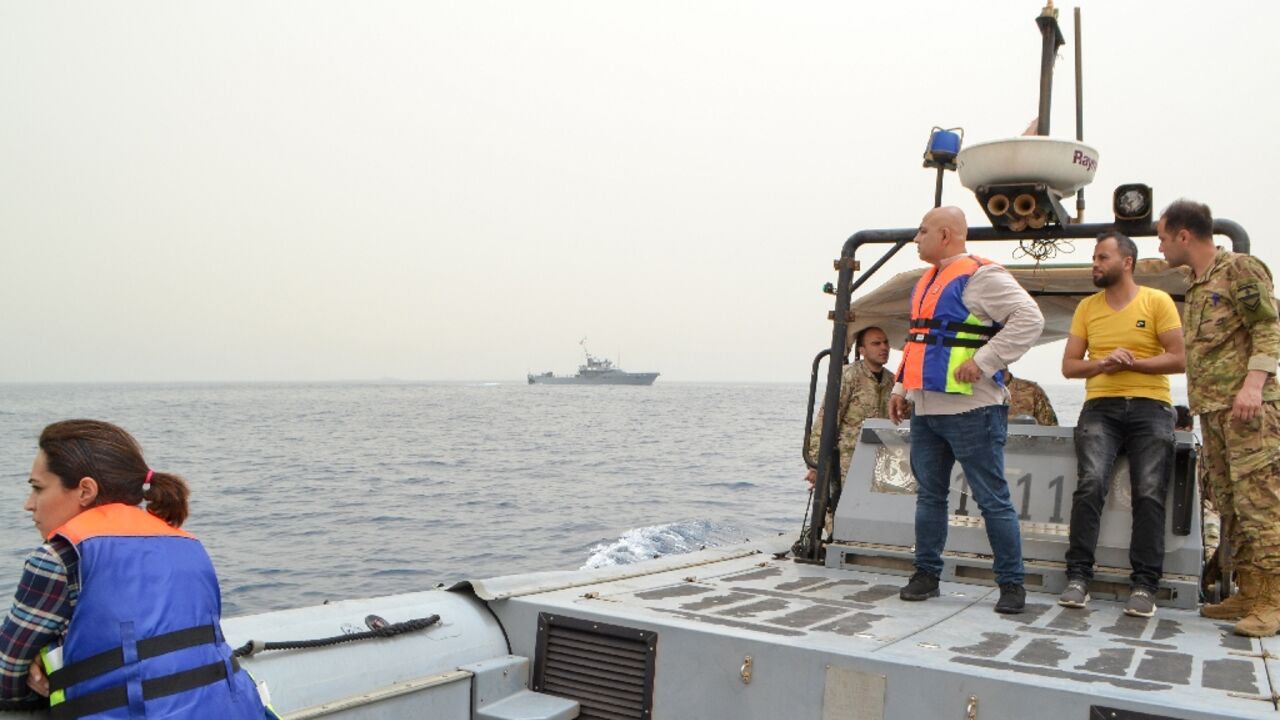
[[1073, 6, 1086, 222], [1034, 0, 1065, 136]]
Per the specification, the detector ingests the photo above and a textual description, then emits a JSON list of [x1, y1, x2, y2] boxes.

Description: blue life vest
[[46, 504, 270, 720]]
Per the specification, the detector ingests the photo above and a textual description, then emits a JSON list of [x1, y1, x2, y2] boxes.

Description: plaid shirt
[[0, 537, 78, 699]]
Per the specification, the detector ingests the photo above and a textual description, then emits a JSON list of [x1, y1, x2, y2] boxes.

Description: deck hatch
[[533, 613, 657, 719]]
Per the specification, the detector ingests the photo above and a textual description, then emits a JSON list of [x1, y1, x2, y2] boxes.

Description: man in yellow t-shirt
[[1057, 231, 1185, 618]]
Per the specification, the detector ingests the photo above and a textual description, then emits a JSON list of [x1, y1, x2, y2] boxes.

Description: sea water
[[0, 382, 805, 615], [0, 380, 1116, 616]]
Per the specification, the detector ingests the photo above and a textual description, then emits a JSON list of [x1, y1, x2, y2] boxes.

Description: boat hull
[[527, 372, 659, 385]]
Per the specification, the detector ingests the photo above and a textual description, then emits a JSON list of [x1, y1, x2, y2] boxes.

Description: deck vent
[[532, 613, 657, 719]]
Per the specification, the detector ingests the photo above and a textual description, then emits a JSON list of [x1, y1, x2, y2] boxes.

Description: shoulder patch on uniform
[[1235, 279, 1278, 323], [1239, 283, 1262, 311]]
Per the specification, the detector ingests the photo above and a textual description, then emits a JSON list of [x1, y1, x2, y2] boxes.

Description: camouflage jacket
[[1185, 248, 1280, 414], [808, 360, 895, 479], [1006, 377, 1058, 426]]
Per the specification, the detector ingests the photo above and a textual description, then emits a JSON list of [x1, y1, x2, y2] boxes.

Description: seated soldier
[[804, 327, 894, 532], [1006, 368, 1058, 425]]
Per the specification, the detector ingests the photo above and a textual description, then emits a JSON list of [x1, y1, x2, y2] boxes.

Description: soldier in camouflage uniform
[[805, 327, 895, 515], [1158, 199, 1280, 636], [1005, 369, 1058, 426]]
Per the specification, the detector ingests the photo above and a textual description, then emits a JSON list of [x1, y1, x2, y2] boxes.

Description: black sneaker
[[995, 583, 1026, 614], [899, 570, 940, 601]]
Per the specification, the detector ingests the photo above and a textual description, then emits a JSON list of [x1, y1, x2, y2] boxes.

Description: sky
[[1, 1, 1276, 384]]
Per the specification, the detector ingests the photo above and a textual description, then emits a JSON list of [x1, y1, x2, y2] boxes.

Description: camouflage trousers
[[1200, 401, 1280, 573], [1202, 500, 1220, 564]]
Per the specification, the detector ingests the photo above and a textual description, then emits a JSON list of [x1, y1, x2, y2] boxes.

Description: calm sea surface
[[0, 381, 1097, 616]]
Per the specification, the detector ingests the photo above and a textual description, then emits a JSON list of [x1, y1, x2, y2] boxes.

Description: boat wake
[[580, 520, 746, 569]]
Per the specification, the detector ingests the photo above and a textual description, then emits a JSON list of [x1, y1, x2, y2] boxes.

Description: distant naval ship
[[528, 340, 659, 385]]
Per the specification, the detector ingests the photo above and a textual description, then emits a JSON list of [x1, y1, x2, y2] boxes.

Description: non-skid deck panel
[[518, 552, 1277, 718]]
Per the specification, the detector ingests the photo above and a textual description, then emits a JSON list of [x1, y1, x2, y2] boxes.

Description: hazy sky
[[2, 1, 1276, 383]]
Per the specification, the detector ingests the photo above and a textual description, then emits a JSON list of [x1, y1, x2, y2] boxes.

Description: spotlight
[[1113, 183, 1153, 223]]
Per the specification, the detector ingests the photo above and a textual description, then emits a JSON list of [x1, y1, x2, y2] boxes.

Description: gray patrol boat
[[10, 6, 1268, 720], [528, 341, 659, 385]]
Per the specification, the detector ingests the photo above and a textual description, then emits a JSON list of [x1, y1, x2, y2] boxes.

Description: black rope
[[231, 614, 441, 659], [789, 488, 815, 558]]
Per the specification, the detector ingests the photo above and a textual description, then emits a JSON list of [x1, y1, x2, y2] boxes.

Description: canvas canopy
[[845, 258, 1193, 350]]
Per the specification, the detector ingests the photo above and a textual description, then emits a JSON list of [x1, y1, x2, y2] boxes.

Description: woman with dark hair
[[0, 419, 274, 718]]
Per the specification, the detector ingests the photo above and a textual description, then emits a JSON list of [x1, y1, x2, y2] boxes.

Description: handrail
[[801, 349, 832, 470], [796, 217, 1251, 563]]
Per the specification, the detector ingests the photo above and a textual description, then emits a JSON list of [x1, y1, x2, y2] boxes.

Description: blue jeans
[[1066, 397, 1175, 590], [910, 405, 1024, 585]]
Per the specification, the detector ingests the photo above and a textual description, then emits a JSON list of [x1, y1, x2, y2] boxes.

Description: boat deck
[[482, 542, 1278, 719]]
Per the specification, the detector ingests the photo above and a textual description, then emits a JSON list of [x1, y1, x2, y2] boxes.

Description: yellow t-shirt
[[1069, 285, 1182, 403]]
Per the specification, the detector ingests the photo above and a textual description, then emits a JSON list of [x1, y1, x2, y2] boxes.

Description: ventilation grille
[[532, 613, 657, 720]]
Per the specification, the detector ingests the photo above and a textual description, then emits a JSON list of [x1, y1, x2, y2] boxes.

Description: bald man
[[890, 206, 1045, 614]]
